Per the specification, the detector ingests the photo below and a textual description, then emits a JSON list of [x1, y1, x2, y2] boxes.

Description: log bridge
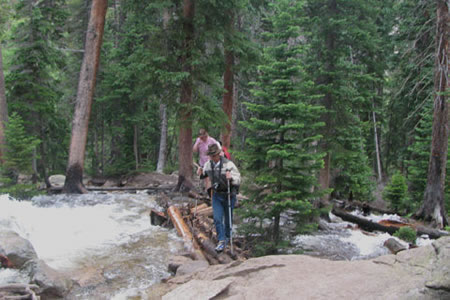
[[150, 195, 247, 265]]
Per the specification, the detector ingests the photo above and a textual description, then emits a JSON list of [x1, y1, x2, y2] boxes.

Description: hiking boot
[[215, 241, 226, 252]]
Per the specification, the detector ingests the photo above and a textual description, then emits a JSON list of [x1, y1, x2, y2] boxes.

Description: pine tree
[[0, 112, 40, 176], [239, 0, 324, 254], [6, 0, 69, 178], [302, 0, 380, 203]]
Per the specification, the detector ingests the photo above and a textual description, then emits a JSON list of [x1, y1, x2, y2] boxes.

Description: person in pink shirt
[[193, 129, 220, 194], [193, 129, 220, 167]]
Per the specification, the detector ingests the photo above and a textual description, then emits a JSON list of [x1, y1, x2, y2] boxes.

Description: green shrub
[[393, 227, 417, 244], [383, 171, 410, 213]]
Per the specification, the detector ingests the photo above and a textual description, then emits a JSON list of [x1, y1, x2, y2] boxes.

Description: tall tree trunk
[[178, 0, 195, 182], [415, 0, 449, 228], [156, 103, 168, 173], [63, 0, 108, 193], [156, 8, 171, 174], [317, 0, 337, 206], [221, 15, 234, 150], [0, 45, 8, 163], [372, 101, 382, 182], [133, 124, 139, 170]]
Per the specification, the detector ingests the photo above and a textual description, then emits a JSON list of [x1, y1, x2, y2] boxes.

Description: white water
[[0, 193, 184, 299], [292, 211, 432, 260]]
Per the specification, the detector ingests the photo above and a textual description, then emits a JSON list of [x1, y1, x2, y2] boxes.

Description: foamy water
[[0, 193, 184, 298]]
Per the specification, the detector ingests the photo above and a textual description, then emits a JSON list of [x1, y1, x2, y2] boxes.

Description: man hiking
[[199, 143, 241, 252]]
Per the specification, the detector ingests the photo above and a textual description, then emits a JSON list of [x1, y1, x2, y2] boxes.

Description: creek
[[0, 193, 432, 299]]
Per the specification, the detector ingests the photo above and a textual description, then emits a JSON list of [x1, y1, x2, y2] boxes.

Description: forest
[[0, 0, 448, 252]]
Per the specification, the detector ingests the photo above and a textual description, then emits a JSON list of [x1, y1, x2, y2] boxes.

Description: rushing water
[[290, 210, 432, 260], [0, 192, 184, 299], [1, 193, 434, 299]]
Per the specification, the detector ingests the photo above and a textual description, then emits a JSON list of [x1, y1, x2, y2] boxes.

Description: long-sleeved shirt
[[193, 136, 220, 167]]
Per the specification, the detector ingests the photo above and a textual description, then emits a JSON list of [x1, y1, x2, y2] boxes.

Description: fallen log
[[332, 208, 450, 239], [167, 206, 206, 261], [195, 207, 213, 218], [332, 208, 398, 235], [0, 283, 40, 300], [190, 203, 208, 215]]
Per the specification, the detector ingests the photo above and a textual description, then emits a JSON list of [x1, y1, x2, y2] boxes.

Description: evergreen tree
[[239, 0, 324, 254], [6, 0, 69, 179], [302, 0, 379, 203], [383, 171, 409, 212], [385, 0, 435, 170], [0, 112, 40, 176], [407, 102, 450, 216]]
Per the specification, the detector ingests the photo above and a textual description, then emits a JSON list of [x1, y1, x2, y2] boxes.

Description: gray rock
[[175, 260, 209, 277], [48, 174, 66, 188], [0, 230, 38, 268], [165, 236, 450, 300], [384, 237, 408, 254], [23, 259, 75, 299], [168, 255, 193, 274]]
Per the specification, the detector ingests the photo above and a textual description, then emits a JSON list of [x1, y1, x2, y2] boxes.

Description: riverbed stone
[[175, 260, 209, 277], [23, 259, 75, 298], [0, 230, 38, 268], [163, 236, 450, 299], [168, 255, 193, 274], [48, 174, 66, 188]]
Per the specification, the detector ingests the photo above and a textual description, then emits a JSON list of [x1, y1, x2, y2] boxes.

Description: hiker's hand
[[197, 167, 203, 176], [226, 171, 232, 180]]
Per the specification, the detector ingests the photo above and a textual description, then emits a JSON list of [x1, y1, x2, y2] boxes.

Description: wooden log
[[332, 208, 398, 234], [332, 208, 449, 239], [195, 217, 217, 240], [167, 206, 206, 261], [195, 207, 213, 218], [190, 203, 208, 215]]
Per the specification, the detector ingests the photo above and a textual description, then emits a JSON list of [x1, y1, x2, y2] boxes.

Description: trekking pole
[[227, 177, 234, 255]]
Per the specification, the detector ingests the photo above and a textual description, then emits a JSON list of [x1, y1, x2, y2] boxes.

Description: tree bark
[[372, 101, 382, 182], [178, 0, 195, 181], [0, 45, 8, 163], [415, 0, 449, 228], [167, 205, 206, 261], [133, 124, 139, 170], [317, 0, 337, 205], [63, 0, 108, 194], [157, 103, 168, 173], [221, 15, 235, 150]]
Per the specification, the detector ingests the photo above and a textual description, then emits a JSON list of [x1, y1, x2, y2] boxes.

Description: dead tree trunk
[[177, 0, 195, 182], [415, 0, 449, 228], [221, 15, 234, 150], [63, 0, 108, 194], [0, 45, 8, 163]]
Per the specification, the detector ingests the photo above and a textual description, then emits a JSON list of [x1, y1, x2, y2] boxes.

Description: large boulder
[[23, 259, 75, 299], [0, 230, 38, 268], [161, 236, 450, 300]]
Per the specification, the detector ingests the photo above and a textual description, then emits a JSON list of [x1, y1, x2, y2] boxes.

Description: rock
[[0, 230, 38, 268], [23, 259, 75, 298], [384, 237, 408, 254], [168, 255, 193, 274], [175, 260, 209, 277], [162, 237, 450, 299], [17, 173, 33, 184], [48, 174, 66, 188], [163, 278, 233, 300]]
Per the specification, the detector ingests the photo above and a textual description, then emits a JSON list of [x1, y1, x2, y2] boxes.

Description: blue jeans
[[212, 192, 236, 242]]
